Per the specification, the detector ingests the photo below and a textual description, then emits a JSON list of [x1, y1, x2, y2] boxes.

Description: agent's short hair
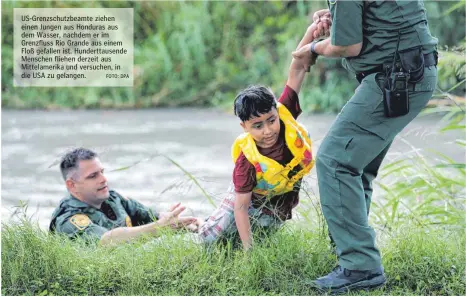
[[60, 148, 97, 181], [233, 85, 277, 122]]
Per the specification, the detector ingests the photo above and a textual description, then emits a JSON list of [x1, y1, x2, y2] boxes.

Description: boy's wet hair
[[60, 147, 97, 181], [234, 85, 277, 122]]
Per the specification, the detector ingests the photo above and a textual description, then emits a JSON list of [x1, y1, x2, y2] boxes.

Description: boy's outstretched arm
[[286, 58, 310, 95], [287, 24, 319, 94], [288, 18, 332, 94], [286, 15, 332, 94], [296, 20, 330, 51], [234, 192, 253, 250]]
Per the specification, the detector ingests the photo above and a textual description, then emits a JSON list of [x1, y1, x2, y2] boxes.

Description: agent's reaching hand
[[157, 202, 198, 229], [292, 17, 332, 73], [311, 8, 332, 39]]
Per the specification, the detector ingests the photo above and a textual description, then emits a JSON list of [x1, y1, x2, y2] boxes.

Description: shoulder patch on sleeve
[[69, 214, 91, 230], [125, 216, 133, 227]]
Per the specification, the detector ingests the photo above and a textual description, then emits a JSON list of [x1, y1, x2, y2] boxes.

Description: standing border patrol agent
[[292, 0, 438, 293]]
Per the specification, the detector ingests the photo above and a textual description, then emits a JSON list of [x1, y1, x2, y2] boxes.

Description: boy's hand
[[185, 217, 205, 233], [243, 239, 253, 251], [293, 22, 320, 71], [291, 52, 317, 73], [293, 16, 331, 70], [291, 43, 318, 69]]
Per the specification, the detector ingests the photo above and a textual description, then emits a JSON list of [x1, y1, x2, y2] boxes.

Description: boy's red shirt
[[233, 85, 303, 220]]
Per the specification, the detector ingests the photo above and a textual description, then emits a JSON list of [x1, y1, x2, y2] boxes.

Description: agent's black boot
[[312, 265, 386, 294]]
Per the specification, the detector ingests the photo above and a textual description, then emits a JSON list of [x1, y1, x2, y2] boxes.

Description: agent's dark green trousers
[[316, 66, 438, 270]]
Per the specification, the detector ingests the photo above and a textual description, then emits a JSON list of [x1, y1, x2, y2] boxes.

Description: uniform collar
[[65, 194, 95, 209], [65, 193, 115, 210]]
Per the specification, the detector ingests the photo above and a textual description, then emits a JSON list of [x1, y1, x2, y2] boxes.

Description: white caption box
[[14, 8, 133, 87]]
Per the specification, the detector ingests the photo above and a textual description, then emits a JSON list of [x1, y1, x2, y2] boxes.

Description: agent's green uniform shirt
[[328, 0, 438, 73], [49, 190, 159, 241]]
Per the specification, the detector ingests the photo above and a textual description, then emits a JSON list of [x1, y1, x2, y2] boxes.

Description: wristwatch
[[310, 40, 319, 56]]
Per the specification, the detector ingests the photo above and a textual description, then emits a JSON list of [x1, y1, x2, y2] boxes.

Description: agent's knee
[[316, 139, 339, 175], [316, 155, 339, 184], [316, 130, 349, 166], [315, 153, 327, 173]]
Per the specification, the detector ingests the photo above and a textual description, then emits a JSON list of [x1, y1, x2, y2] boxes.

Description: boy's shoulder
[[234, 134, 286, 170], [234, 151, 253, 170]]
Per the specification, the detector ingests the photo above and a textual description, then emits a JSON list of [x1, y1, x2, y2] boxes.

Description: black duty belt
[[356, 51, 438, 84]]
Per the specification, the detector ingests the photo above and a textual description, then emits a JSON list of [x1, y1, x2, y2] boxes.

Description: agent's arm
[[295, 38, 362, 58], [293, 2, 363, 59], [100, 205, 196, 246]]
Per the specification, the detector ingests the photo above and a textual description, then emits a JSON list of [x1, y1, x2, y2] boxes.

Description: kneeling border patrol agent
[[50, 148, 199, 245]]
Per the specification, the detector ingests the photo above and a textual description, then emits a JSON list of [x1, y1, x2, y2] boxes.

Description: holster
[[383, 47, 438, 117], [355, 50, 437, 84], [356, 47, 437, 118]]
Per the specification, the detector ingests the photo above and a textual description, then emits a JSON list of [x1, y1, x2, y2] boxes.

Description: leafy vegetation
[[2, 219, 464, 296], [2, 1, 464, 111]]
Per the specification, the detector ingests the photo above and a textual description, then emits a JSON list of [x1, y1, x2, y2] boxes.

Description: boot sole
[[314, 274, 387, 295]]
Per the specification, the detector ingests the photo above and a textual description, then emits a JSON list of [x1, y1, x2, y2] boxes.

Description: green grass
[[2, 100, 464, 296], [2, 220, 465, 296]]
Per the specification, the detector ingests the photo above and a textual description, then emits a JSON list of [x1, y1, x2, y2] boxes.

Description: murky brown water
[[2, 109, 463, 229]]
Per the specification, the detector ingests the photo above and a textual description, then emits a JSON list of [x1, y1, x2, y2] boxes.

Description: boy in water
[[197, 22, 328, 250]]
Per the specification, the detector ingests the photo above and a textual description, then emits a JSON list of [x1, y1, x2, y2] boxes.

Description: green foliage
[[373, 153, 465, 227], [424, 0, 466, 47], [3, 1, 463, 111], [373, 102, 465, 229], [427, 0, 465, 98], [372, 5, 465, 227], [2, 220, 465, 296], [436, 45, 466, 97], [2, 1, 319, 109], [382, 227, 466, 295]]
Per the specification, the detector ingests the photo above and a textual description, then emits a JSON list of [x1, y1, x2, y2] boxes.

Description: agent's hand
[[158, 202, 182, 220], [157, 202, 197, 229], [312, 8, 331, 23], [311, 9, 332, 39]]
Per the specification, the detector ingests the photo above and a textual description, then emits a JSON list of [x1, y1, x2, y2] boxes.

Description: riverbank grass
[[2, 221, 464, 296]]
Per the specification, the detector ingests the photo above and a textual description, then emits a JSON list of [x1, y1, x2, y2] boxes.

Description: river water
[[2, 109, 463, 230]]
